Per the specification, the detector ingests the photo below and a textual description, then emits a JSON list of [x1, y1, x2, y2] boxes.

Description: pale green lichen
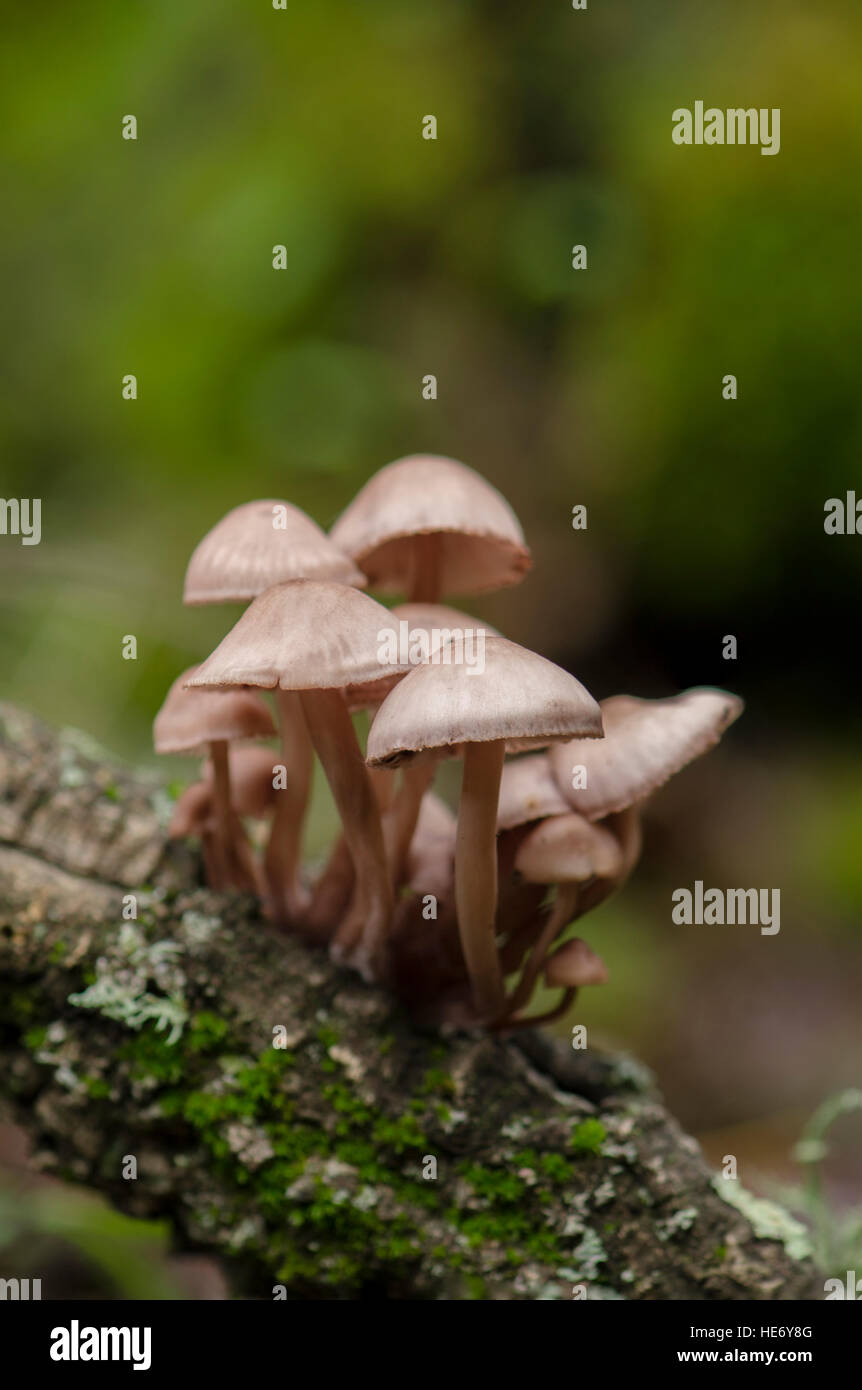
[[657, 1206, 699, 1240], [68, 922, 188, 1043], [180, 910, 222, 946], [712, 1179, 813, 1261], [570, 1228, 607, 1280]]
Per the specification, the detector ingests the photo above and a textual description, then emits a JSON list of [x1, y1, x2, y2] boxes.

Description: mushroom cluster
[[154, 454, 743, 1030]]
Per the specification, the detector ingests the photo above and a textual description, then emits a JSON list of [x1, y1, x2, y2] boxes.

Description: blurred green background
[[1, 0, 861, 1293]]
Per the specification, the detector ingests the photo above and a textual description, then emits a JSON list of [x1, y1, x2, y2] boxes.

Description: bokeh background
[[1, 0, 860, 1294]]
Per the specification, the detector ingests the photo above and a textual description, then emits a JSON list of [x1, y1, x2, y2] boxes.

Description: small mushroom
[[154, 670, 276, 892], [496, 752, 571, 832], [346, 603, 501, 885], [183, 498, 365, 603], [330, 455, 531, 601], [521, 937, 609, 1029], [183, 500, 365, 919], [367, 636, 602, 1018], [186, 580, 409, 976], [497, 812, 622, 1024], [497, 937, 609, 1033], [548, 688, 744, 821], [548, 688, 744, 914]]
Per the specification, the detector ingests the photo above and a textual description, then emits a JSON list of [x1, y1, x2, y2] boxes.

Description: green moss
[[461, 1163, 527, 1204], [187, 1011, 231, 1054], [119, 1027, 186, 1086], [570, 1118, 607, 1156], [23, 1024, 48, 1052], [417, 1067, 456, 1097], [83, 1075, 111, 1100], [371, 1112, 426, 1153]]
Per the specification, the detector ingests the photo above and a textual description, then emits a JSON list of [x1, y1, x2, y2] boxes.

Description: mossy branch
[[0, 703, 818, 1299]]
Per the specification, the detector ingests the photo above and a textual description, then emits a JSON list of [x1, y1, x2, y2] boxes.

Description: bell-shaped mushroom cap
[[497, 752, 571, 831], [544, 938, 609, 989], [186, 580, 408, 693], [548, 688, 744, 821], [366, 636, 603, 768], [343, 602, 501, 712], [406, 791, 457, 894], [203, 744, 279, 820], [329, 455, 531, 596], [153, 667, 276, 755], [514, 812, 623, 885], [184, 499, 364, 604]]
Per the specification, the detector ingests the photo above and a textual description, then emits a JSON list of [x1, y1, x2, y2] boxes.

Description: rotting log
[[0, 703, 818, 1300]]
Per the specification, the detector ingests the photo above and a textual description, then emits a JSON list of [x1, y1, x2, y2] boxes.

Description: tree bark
[[0, 703, 819, 1300]]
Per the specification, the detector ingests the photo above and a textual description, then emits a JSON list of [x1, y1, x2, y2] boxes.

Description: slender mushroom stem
[[200, 828, 225, 890], [304, 764, 394, 938], [493, 988, 577, 1033], [302, 834, 354, 940], [454, 739, 506, 1018], [208, 740, 263, 896], [265, 690, 313, 922], [207, 740, 236, 890], [383, 755, 436, 886], [498, 907, 548, 974], [226, 810, 267, 898], [408, 534, 441, 602], [299, 688, 393, 979], [497, 881, 580, 1022]]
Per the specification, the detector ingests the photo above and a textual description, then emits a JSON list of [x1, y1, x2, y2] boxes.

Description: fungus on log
[[0, 705, 817, 1300]]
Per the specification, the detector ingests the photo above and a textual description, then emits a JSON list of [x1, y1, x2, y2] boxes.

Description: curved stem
[[299, 689, 393, 980], [492, 988, 577, 1033], [454, 740, 506, 1018], [304, 765, 394, 939], [226, 811, 266, 898], [266, 690, 313, 923], [499, 881, 579, 1022]]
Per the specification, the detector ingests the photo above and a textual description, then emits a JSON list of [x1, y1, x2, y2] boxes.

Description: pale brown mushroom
[[497, 812, 622, 1025], [330, 455, 531, 600], [183, 499, 364, 603], [346, 603, 501, 885], [548, 688, 744, 916], [154, 670, 275, 892], [496, 752, 571, 832], [183, 499, 365, 920], [548, 689, 744, 821], [367, 636, 602, 1018], [186, 580, 409, 976]]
